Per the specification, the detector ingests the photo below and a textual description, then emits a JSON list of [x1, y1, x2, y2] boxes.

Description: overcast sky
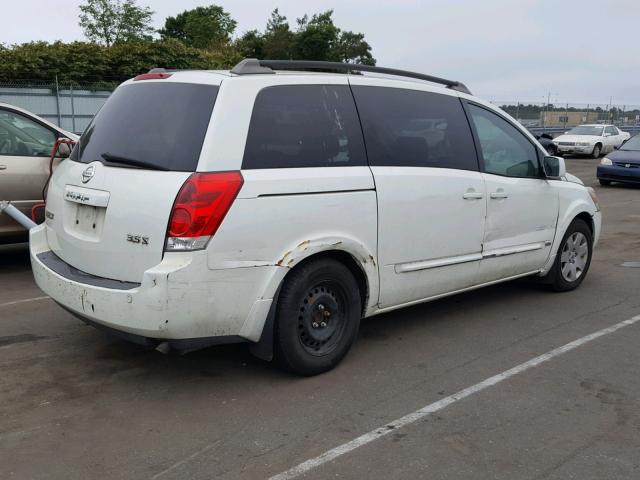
[[3, 0, 639, 105]]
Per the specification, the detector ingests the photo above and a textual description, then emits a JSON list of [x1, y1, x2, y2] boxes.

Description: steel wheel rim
[[297, 282, 347, 356], [560, 232, 589, 282]]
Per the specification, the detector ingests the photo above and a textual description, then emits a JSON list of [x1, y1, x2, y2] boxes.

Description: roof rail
[[230, 58, 471, 95]]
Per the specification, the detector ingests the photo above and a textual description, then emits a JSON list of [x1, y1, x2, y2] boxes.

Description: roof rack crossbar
[[230, 59, 471, 95]]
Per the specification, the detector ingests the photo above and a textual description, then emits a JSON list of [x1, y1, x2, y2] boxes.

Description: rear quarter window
[[71, 82, 219, 171], [242, 85, 367, 169]]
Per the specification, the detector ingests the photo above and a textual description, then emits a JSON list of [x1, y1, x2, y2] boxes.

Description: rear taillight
[[165, 171, 244, 251]]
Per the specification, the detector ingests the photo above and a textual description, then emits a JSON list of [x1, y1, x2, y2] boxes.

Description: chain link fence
[[0, 80, 117, 134]]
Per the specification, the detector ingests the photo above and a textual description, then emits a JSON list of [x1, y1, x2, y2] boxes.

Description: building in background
[[540, 111, 599, 127]]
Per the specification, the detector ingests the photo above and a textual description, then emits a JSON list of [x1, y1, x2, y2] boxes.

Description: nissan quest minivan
[[30, 59, 601, 375]]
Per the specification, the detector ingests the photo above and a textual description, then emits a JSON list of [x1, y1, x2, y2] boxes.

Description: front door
[[466, 103, 559, 283]]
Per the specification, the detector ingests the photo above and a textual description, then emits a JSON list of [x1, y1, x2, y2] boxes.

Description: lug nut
[[312, 322, 319, 328], [320, 321, 327, 328]]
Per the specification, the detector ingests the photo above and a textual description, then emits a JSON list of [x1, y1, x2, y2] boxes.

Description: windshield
[[620, 135, 640, 151], [71, 82, 219, 171], [566, 126, 604, 136]]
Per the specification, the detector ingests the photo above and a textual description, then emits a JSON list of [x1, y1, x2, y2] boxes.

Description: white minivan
[[30, 60, 601, 375]]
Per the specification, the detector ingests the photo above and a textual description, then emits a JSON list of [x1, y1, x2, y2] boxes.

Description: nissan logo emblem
[[82, 165, 96, 183]]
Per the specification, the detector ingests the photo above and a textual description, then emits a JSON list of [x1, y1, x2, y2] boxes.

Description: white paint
[[151, 440, 220, 480], [269, 315, 640, 480], [0, 296, 49, 308]]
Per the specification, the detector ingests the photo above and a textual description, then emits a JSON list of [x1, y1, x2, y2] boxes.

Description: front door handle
[[490, 189, 508, 199], [0, 165, 6, 170], [463, 189, 484, 200]]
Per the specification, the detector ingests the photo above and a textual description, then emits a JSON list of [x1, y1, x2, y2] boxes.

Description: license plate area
[[65, 203, 107, 241], [62, 185, 110, 241]]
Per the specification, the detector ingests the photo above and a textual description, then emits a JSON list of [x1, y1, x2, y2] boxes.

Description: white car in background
[[552, 124, 630, 158]]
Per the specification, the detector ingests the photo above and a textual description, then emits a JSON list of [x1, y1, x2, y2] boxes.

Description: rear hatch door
[[44, 79, 220, 283]]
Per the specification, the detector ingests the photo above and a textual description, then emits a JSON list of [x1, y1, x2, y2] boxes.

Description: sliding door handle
[[490, 189, 508, 199]]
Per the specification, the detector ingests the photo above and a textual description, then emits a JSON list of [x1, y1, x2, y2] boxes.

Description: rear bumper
[[30, 224, 281, 344], [597, 165, 640, 184]]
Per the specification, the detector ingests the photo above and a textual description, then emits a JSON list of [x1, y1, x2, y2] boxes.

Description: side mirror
[[543, 156, 566, 179], [56, 141, 72, 158]]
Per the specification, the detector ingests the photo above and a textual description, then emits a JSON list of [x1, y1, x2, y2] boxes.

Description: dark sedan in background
[[535, 132, 557, 155], [597, 134, 640, 186]]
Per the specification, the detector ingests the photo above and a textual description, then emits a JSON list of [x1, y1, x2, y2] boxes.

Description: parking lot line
[[0, 296, 49, 308], [269, 314, 640, 480]]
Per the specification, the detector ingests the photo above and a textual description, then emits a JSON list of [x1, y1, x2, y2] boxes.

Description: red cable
[[41, 138, 77, 204]]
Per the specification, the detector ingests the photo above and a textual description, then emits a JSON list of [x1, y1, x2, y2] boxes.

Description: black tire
[[274, 258, 361, 376], [547, 218, 593, 292], [599, 179, 611, 186], [591, 143, 602, 159]]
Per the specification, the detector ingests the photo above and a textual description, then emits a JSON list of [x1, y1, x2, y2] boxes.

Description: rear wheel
[[599, 179, 611, 186], [591, 144, 602, 158], [274, 258, 361, 375], [547, 219, 593, 292]]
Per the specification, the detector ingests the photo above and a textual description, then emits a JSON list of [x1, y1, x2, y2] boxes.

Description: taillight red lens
[[167, 172, 243, 248]]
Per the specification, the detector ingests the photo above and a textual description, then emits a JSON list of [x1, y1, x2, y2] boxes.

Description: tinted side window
[[468, 104, 541, 178], [242, 85, 366, 169], [351, 86, 477, 170]]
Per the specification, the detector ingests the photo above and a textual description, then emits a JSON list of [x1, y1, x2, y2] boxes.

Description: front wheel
[[591, 144, 602, 158], [547, 219, 593, 292], [599, 179, 611, 186], [274, 258, 361, 376]]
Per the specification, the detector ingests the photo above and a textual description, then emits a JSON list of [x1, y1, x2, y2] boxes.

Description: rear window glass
[[242, 85, 366, 169], [71, 82, 218, 171], [351, 86, 478, 171]]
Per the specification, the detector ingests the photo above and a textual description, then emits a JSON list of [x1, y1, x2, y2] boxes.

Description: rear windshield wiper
[[100, 152, 168, 171]]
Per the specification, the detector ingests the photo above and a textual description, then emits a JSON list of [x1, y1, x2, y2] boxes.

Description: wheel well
[[575, 212, 594, 236], [594, 142, 602, 149], [286, 250, 369, 315]]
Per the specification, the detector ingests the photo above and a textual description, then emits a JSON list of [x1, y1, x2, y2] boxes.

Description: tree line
[[501, 104, 640, 120], [0, 1, 375, 86]]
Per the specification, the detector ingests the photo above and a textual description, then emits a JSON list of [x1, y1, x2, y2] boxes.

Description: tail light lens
[[165, 171, 243, 251]]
